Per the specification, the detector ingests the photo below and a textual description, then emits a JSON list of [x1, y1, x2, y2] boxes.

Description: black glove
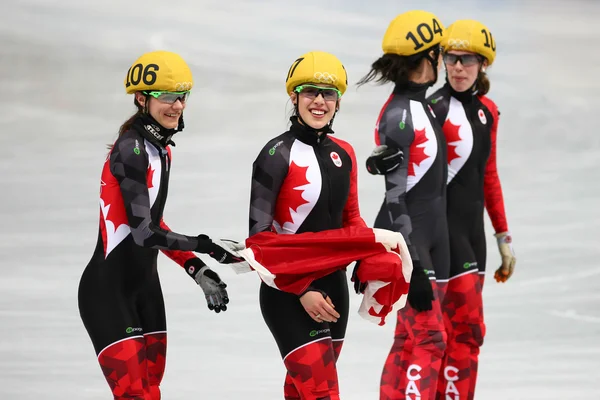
[[366, 145, 404, 175], [184, 258, 229, 313], [351, 261, 367, 294], [407, 261, 434, 312], [196, 234, 244, 264]]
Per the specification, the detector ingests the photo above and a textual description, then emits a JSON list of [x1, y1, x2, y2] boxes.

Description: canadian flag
[[225, 226, 412, 326]]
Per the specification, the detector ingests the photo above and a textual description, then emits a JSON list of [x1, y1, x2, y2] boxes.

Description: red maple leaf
[[276, 161, 311, 226], [443, 119, 462, 164], [408, 128, 430, 176], [99, 163, 128, 231], [147, 166, 155, 189]]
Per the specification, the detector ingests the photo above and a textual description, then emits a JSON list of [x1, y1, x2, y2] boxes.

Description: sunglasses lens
[[444, 53, 480, 67], [460, 55, 480, 66], [321, 89, 338, 101], [297, 86, 339, 101], [300, 87, 320, 98], [443, 53, 459, 65], [155, 92, 190, 104]]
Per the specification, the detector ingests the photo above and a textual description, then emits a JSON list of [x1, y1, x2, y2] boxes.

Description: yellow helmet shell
[[285, 51, 348, 95], [382, 10, 446, 56], [442, 20, 496, 65], [124, 50, 194, 94]]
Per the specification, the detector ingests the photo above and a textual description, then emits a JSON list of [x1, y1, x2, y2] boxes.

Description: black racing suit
[[249, 117, 366, 399], [428, 83, 508, 400], [78, 114, 203, 399], [375, 83, 449, 400]]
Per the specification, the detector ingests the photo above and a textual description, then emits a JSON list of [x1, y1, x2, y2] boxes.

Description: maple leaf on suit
[[147, 166, 155, 189], [99, 163, 128, 232], [443, 119, 462, 164], [407, 128, 430, 177], [275, 161, 311, 226]]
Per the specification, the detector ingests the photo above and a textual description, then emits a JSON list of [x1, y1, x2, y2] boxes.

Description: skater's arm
[[249, 136, 291, 236], [378, 101, 418, 257], [110, 135, 200, 251], [159, 219, 198, 266], [479, 96, 509, 234]]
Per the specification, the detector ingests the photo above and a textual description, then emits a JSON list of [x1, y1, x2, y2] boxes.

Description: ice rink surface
[[1, 0, 599, 398]]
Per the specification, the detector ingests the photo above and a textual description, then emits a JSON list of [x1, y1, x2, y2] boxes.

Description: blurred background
[[1, 0, 599, 398]]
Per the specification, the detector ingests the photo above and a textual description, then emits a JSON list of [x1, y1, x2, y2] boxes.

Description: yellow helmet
[[382, 10, 446, 56], [441, 20, 496, 65], [285, 51, 348, 96], [124, 50, 194, 94]]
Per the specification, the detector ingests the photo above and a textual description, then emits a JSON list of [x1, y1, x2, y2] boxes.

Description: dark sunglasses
[[143, 91, 190, 104], [443, 53, 482, 67], [294, 84, 341, 101]]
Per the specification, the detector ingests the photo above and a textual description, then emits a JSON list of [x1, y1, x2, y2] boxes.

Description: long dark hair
[[357, 53, 426, 87], [107, 97, 144, 150], [118, 97, 144, 137], [476, 70, 490, 96]]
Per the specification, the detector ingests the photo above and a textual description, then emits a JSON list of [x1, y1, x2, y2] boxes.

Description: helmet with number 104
[[442, 20, 497, 65], [382, 10, 446, 56], [285, 51, 348, 96], [124, 50, 194, 94]]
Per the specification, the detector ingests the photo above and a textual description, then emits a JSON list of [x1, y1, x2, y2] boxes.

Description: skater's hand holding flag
[[195, 234, 245, 264]]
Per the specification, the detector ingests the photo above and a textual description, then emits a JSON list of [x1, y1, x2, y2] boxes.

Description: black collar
[[393, 81, 430, 101], [446, 80, 477, 103], [131, 113, 180, 148], [289, 116, 333, 146]]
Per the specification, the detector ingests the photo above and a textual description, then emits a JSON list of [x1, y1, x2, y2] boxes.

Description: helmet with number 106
[[124, 50, 194, 94], [382, 10, 446, 56], [442, 20, 497, 65]]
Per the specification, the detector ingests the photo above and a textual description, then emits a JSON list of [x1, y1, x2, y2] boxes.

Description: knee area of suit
[[413, 329, 448, 357], [454, 322, 486, 348]]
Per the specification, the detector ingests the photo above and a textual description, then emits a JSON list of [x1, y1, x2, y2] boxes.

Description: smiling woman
[[285, 51, 348, 132], [77, 50, 245, 400], [118, 51, 193, 137], [248, 51, 366, 400]]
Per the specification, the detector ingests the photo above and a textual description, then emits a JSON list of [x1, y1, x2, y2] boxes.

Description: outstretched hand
[[196, 235, 245, 264]]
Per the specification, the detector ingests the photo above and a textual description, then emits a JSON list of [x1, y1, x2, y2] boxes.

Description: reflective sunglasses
[[143, 90, 190, 104], [443, 53, 482, 67], [294, 84, 342, 101]]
